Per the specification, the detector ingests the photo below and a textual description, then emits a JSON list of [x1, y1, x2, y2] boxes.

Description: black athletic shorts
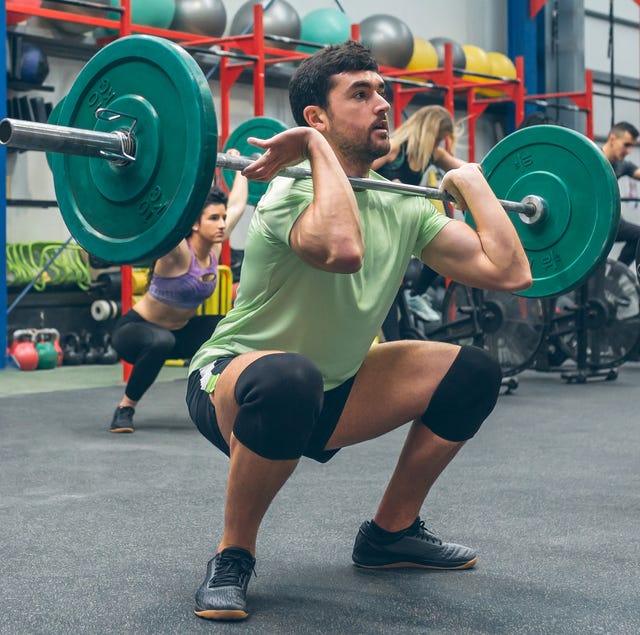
[[186, 357, 355, 463]]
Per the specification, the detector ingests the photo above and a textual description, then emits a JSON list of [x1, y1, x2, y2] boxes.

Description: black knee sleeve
[[421, 345, 502, 442], [233, 353, 324, 460]]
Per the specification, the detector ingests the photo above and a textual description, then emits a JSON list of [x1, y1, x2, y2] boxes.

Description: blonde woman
[[374, 105, 466, 340], [372, 105, 465, 184]]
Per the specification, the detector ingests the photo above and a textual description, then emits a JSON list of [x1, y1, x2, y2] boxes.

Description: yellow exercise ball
[[479, 51, 517, 97], [405, 37, 438, 71], [402, 36, 438, 82], [462, 44, 490, 82]]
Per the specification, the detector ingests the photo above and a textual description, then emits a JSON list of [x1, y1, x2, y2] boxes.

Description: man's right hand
[[241, 127, 325, 182]]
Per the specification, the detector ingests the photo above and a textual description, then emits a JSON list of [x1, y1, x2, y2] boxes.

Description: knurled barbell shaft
[[0, 117, 537, 218], [214, 153, 537, 217]]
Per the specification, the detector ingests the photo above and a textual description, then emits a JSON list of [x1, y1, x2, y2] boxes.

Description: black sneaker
[[352, 517, 477, 570], [194, 547, 256, 621], [109, 406, 135, 433]]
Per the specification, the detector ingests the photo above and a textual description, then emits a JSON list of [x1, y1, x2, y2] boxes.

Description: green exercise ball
[[105, 0, 176, 32], [298, 8, 351, 54], [132, 0, 175, 28]]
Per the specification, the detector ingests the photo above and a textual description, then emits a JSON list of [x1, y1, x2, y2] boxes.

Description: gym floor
[[2, 361, 639, 634]]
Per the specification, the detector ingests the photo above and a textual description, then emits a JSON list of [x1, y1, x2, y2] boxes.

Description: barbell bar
[[0, 34, 622, 298], [217, 148, 542, 217], [0, 117, 539, 219]]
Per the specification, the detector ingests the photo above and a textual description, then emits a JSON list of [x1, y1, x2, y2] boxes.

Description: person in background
[[372, 105, 466, 339], [372, 104, 465, 181], [516, 111, 554, 129], [601, 121, 640, 268], [109, 152, 249, 433]]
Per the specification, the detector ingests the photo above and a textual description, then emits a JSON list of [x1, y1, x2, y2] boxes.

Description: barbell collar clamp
[[95, 107, 138, 164], [517, 195, 547, 225]]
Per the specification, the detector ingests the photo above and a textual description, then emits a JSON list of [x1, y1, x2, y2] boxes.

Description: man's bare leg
[[219, 435, 298, 555], [326, 341, 494, 569], [373, 422, 464, 532], [212, 350, 305, 555]]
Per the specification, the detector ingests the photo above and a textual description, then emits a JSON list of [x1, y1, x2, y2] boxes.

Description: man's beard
[[333, 132, 390, 166]]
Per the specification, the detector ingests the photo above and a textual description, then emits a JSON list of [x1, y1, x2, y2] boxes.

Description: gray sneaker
[[194, 547, 256, 621], [405, 291, 441, 322], [109, 406, 134, 433], [352, 517, 477, 569]]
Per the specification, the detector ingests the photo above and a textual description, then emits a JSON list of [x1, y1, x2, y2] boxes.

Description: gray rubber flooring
[[1, 363, 640, 634]]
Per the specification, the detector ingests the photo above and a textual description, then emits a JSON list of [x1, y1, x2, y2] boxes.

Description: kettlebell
[[39, 328, 63, 365], [98, 334, 119, 364], [35, 329, 59, 370], [83, 331, 102, 365], [36, 328, 63, 367], [52, 329, 64, 366], [11, 329, 39, 371], [61, 332, 85, 365]]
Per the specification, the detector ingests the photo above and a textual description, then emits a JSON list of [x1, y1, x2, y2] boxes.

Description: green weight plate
[[50, 35, 218, 265], [46, 97, 66, 171], [48, 97, 66, 125], [476, 125, 620, 298], [223, 117, 288, 206]]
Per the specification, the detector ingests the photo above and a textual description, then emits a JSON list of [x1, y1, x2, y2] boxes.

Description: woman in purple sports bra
[[108, 156, 249, 433]]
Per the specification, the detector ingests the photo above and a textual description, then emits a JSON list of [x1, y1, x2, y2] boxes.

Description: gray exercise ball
[[429, 37, 466, 69], [170, 0, 226, 37], [42, 0, 113, 36], [360, 14, 414, 69], [230, 0, 301, 44]]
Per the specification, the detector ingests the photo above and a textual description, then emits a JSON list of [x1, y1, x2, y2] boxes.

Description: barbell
[[0, 35, 621, 298]]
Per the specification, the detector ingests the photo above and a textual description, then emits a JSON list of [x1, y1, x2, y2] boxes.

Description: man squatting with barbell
[[185, 40, 532, 621]]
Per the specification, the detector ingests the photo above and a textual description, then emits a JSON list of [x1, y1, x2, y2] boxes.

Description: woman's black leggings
[[111, 309, 222, 402]]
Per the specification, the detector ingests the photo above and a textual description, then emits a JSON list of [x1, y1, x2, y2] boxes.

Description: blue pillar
[[1, 3, 8, 369], [507, 0, 546, 112]]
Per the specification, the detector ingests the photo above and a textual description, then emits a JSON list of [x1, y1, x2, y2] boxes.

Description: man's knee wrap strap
[[421, 345, 501, 442], [233, 353, 324, 460]]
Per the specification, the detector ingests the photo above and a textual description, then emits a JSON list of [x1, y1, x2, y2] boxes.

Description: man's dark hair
[[289, 40, 379, 127], [205, 186, 228, 207], [610, 121, 639, 139]]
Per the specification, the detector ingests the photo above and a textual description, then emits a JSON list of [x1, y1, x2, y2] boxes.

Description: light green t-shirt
[[189, 167, 451, 390]]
